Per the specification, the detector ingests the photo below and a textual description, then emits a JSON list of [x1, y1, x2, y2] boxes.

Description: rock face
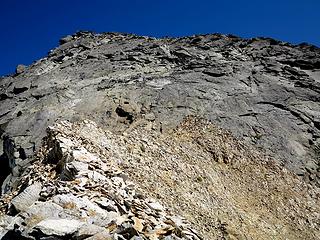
[[0, 31, 320, 239], [0, 32, 319, 188]]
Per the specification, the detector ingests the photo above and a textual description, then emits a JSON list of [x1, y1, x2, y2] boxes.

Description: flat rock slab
[[34, 219, 84, 236], [11, 182, 42, 212]]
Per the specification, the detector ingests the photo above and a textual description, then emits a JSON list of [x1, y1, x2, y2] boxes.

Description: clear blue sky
[[1, 0, 319, 76]]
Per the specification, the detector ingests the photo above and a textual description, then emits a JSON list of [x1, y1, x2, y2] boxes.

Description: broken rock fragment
[[11, 182, 42, 212], [33, 218, 84, 236]]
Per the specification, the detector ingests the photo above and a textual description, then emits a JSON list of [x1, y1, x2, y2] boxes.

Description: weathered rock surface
[[0, 119, 203, 239], [33, 219, 85, 236], [0, 31, 320, 239], [11, 182, 41, 212], [0, 118, 319, 239], [0, 32, 320, 189]]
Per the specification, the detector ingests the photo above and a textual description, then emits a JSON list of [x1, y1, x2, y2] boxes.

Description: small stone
[[305, 161, 318, 173], [145, 113, 156, 121], [309, 174, 316, 181], [296, 168, 306, 176], [131, 237, 144, 240], [15, 64, 26, 74], [73, 149, 99, 162], [113, 233, 127, 240], [75, 224, 106, 239], [111, 176, 125, 187], [95, 197, 118, 212], [71, 161, 89, 173], [163, 235, 182, 240], [174, 49, 192, 58], [167, 215, 186, 227], [147, 201, 164, 212], [59, 35, 73, 45], [88, 171, 107, 182], [132, 217, 144, 232]]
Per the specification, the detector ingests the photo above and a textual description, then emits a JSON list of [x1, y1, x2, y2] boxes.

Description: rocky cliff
[[0, 31, 320, 239]]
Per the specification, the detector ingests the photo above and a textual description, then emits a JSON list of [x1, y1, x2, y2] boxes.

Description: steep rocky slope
[[0, 119, 204, 239], [0, 117, 319, 239], [0, 31, 320, 239], [0, 32, 320, 190]]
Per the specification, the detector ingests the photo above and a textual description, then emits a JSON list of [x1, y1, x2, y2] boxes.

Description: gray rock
[[88, 171, 107, 182], [33, 219, 84, 236], [163, 235, 183, 240], [95, 197, 118, 212], [74, 223, 107, 239], [11, 182, 42, 212], [0, 215, 24, 239], [86, 231, 112, 240], [88, 210, 120, 227], [0, 215, 14, 238], [130, 237, 143, 240], [305, 160, 318, 173], [147, 201, 164, 212], [22, 201, 66, 226], [1, 32, 320, 188], [15, 64, 26, 74], [145, 112, 156, 121], [202, 69, 226, 77], [59, 35, 73, 45]]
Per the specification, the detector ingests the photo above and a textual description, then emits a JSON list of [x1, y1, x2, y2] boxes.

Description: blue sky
[[0, 0, 319, 76]]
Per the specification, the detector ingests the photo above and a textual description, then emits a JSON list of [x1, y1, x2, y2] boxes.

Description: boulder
[[33, 219, 84, 236], [11, 182, 42, 212], [15, 64, 26, 74]]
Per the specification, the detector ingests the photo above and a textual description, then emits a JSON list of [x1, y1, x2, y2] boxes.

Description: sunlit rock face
[[0, 31, 320, 239]]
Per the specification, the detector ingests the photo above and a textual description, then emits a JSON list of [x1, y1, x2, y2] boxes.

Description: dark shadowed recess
[[0, 154, 10, 189]]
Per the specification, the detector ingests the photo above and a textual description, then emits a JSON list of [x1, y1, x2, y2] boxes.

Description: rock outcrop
[[0, 31, 320, 239], [1, 119, 204, 239], [1, 32, 320, 188]]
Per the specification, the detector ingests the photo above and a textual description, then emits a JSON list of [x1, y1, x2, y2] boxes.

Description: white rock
[[71, 161, 89, 174], [22, 201, 65, 225], [95, 197, 118, 212], [11, 182, 42, 212], [75, 224, 106, 238], [58, 137, 74, 149], [72, 148, 99, 162], [147, 201, 164, 212], [87, 211, 120, 227], [35, 219, 84, 236], [111, 176, 125, 187], [0, 216, 24, 239], [88, 171, 107, 182]]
